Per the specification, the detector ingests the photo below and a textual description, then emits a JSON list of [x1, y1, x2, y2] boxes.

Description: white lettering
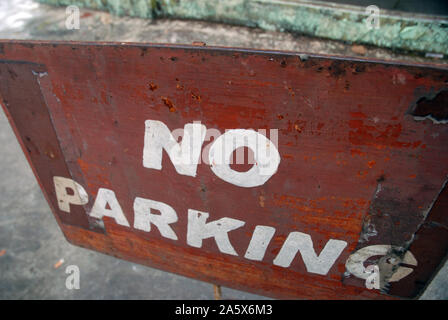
[[187, 209, 245, 255], [134, 197, 178, 240], [345, 245, 417, 282], [273, 232, 347, 275], [208, 129, 280, 187], [244, 225, 276, 261], [53, 176, 88, 213], [143, 120, 206, 177], [90, 188, 130, 227]]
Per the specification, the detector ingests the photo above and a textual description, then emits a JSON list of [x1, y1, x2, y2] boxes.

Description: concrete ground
[[0, 0, 447, 299]]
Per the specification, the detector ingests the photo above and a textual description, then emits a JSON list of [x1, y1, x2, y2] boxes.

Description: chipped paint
[[345, 245, 418, 289], [410, 89, 448, 124], [1, 41, 447, 300]]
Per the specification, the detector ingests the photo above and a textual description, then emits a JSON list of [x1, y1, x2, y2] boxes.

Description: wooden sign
[[0, 40, 447, 299]]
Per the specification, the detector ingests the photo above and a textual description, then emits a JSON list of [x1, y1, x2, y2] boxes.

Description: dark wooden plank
[[0, 40, 447, 299]]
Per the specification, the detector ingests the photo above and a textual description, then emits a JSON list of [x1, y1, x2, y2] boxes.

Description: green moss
[[36, 0, 448, 55]]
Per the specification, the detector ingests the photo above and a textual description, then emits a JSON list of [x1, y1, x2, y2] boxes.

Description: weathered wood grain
[[0, 40, 447, 299]]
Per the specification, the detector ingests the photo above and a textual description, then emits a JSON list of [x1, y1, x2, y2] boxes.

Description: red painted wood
[[0, 40, 447, 299]]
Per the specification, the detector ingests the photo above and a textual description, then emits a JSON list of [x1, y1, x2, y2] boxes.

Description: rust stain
[[259, 195, 265, 208], [293, 120, 306, 133], [367, 160, 376, 168], [77, 158, 90, 173], [191, 91, 201, 101], [161, 96, 176, 112], [350, 111, 367, 119], [351, 149, 366, 157], [348, 119, 419, 149], [148, 82, 158, 91]]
